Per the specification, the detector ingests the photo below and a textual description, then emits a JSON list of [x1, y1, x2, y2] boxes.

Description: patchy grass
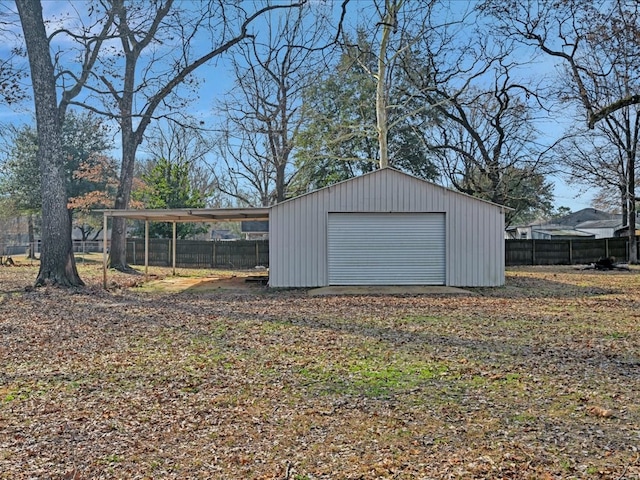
[[0, 263, 639, 479]]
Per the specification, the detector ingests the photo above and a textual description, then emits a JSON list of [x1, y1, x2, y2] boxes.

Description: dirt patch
[[138, 272, 268, 294]]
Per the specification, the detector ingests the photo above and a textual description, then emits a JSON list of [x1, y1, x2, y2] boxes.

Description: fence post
[[213, 242, 216, 268], [532, 239, 536, 265], [569, 239, 573, 264], [256, 241, 259, 266], [605, 238, 609, 258]]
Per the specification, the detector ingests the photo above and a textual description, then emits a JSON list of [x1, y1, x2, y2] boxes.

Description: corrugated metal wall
[[269, 168, 505, 287]]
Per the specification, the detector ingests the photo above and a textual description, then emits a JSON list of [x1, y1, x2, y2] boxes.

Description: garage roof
[[100, 207, 270, 222]]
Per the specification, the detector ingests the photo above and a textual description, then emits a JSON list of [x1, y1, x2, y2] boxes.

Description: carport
[[100, 207, 269, 288]]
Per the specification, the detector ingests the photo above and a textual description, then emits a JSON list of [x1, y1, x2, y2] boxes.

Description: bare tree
[[555, 109, 640, 223], [14, 0, 114, 286], [431, 86, 553, 222], [69, 0, 303, 270], [344, 0, 442, 170], [481, 0, 640, 260], [212, 4, 329, 206], [482, 0, 640, 128], [0, 5, 28, 106], [412, 62, 553, 224], [360, 3, 551, 225]]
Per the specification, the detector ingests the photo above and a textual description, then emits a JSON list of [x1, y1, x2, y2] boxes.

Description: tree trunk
[[628, 165, 637, 264], [108, 134, 137, 271], [275, 163, 287, 203], [376, 19, 390, 169], [16, 0, 83, 287]]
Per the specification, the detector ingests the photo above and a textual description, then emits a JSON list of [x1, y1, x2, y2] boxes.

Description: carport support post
[[145, 220, 149, 278], [102, 212, 108, 289], [172, 221, 176, 276]]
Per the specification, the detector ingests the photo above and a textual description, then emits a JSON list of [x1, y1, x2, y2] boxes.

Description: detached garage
[[269, 168, 507, 288]]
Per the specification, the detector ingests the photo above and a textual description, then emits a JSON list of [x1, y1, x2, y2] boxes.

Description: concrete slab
[[308, 285, 475, 297]]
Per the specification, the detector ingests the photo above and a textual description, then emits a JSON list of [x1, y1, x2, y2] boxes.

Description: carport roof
[[100, 207, 270, 222]]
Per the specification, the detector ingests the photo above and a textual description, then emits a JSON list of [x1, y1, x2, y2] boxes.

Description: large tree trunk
[[16, 0, 83, 287], [628, 166, 637, 264], [108, 134, 137, 271]]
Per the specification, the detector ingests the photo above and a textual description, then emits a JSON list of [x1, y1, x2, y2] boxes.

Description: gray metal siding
[[269, 169, 505, 288], [446, 194, 505, 287]]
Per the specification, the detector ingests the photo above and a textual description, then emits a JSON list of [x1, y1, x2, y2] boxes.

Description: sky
[[0, 0, 598, 214], [551, 177, 593, 212]]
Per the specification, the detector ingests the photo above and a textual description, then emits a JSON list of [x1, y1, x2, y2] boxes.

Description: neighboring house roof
[[211, 229, 238, 240], [241, 220, 269, 233], [533, 228, 594, 237], [576, 219, 623, 229], [552, 208, 618, 227], [530, 223, 568, 231], [513, 208, 620, 231]]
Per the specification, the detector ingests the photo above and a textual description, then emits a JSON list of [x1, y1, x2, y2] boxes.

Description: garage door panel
[[327, 213, 445, 285]]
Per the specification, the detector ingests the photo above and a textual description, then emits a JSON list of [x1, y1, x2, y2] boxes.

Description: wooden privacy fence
[[505, 238, 633, 266], [126, 239, 269, 269], [126, 237, 632, 269]]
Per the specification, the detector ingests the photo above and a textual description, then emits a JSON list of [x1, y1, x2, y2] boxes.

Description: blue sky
[[0, 0, 597, 214]]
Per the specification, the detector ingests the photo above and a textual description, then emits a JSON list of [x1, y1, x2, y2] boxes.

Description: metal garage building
[[269, 168, 507, 288]]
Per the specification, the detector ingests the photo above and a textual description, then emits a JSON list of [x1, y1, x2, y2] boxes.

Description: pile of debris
[[579, 256, 630, 271], [0, 256, 15, 266]]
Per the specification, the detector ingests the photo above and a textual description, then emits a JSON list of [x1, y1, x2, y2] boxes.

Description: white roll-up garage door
[[327, 212, 446, 285]]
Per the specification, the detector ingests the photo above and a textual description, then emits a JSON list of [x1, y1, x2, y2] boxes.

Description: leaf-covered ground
[[1, 261, 639, 479]]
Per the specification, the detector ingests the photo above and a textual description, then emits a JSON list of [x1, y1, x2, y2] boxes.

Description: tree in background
[[383, 4, 555, 226], [67, 153, 121, 241], [213, 4, 329, 206], [463, 165, 554, 226], [0, 124, 40, 257], [0, 125, 40, 213], [0, 7, 27, 106], [146, 122, 219, 207], [294, 29, 438, 192], [422, 78, 554, 226], [554, 120, 640, 225], [66, 0, 304, 271], [0, 112, 115, 243], [0, 53, 27, 106], [346, 0, 441, 171], [481, 0, 640, 257], [133, 157, 206, 239]]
